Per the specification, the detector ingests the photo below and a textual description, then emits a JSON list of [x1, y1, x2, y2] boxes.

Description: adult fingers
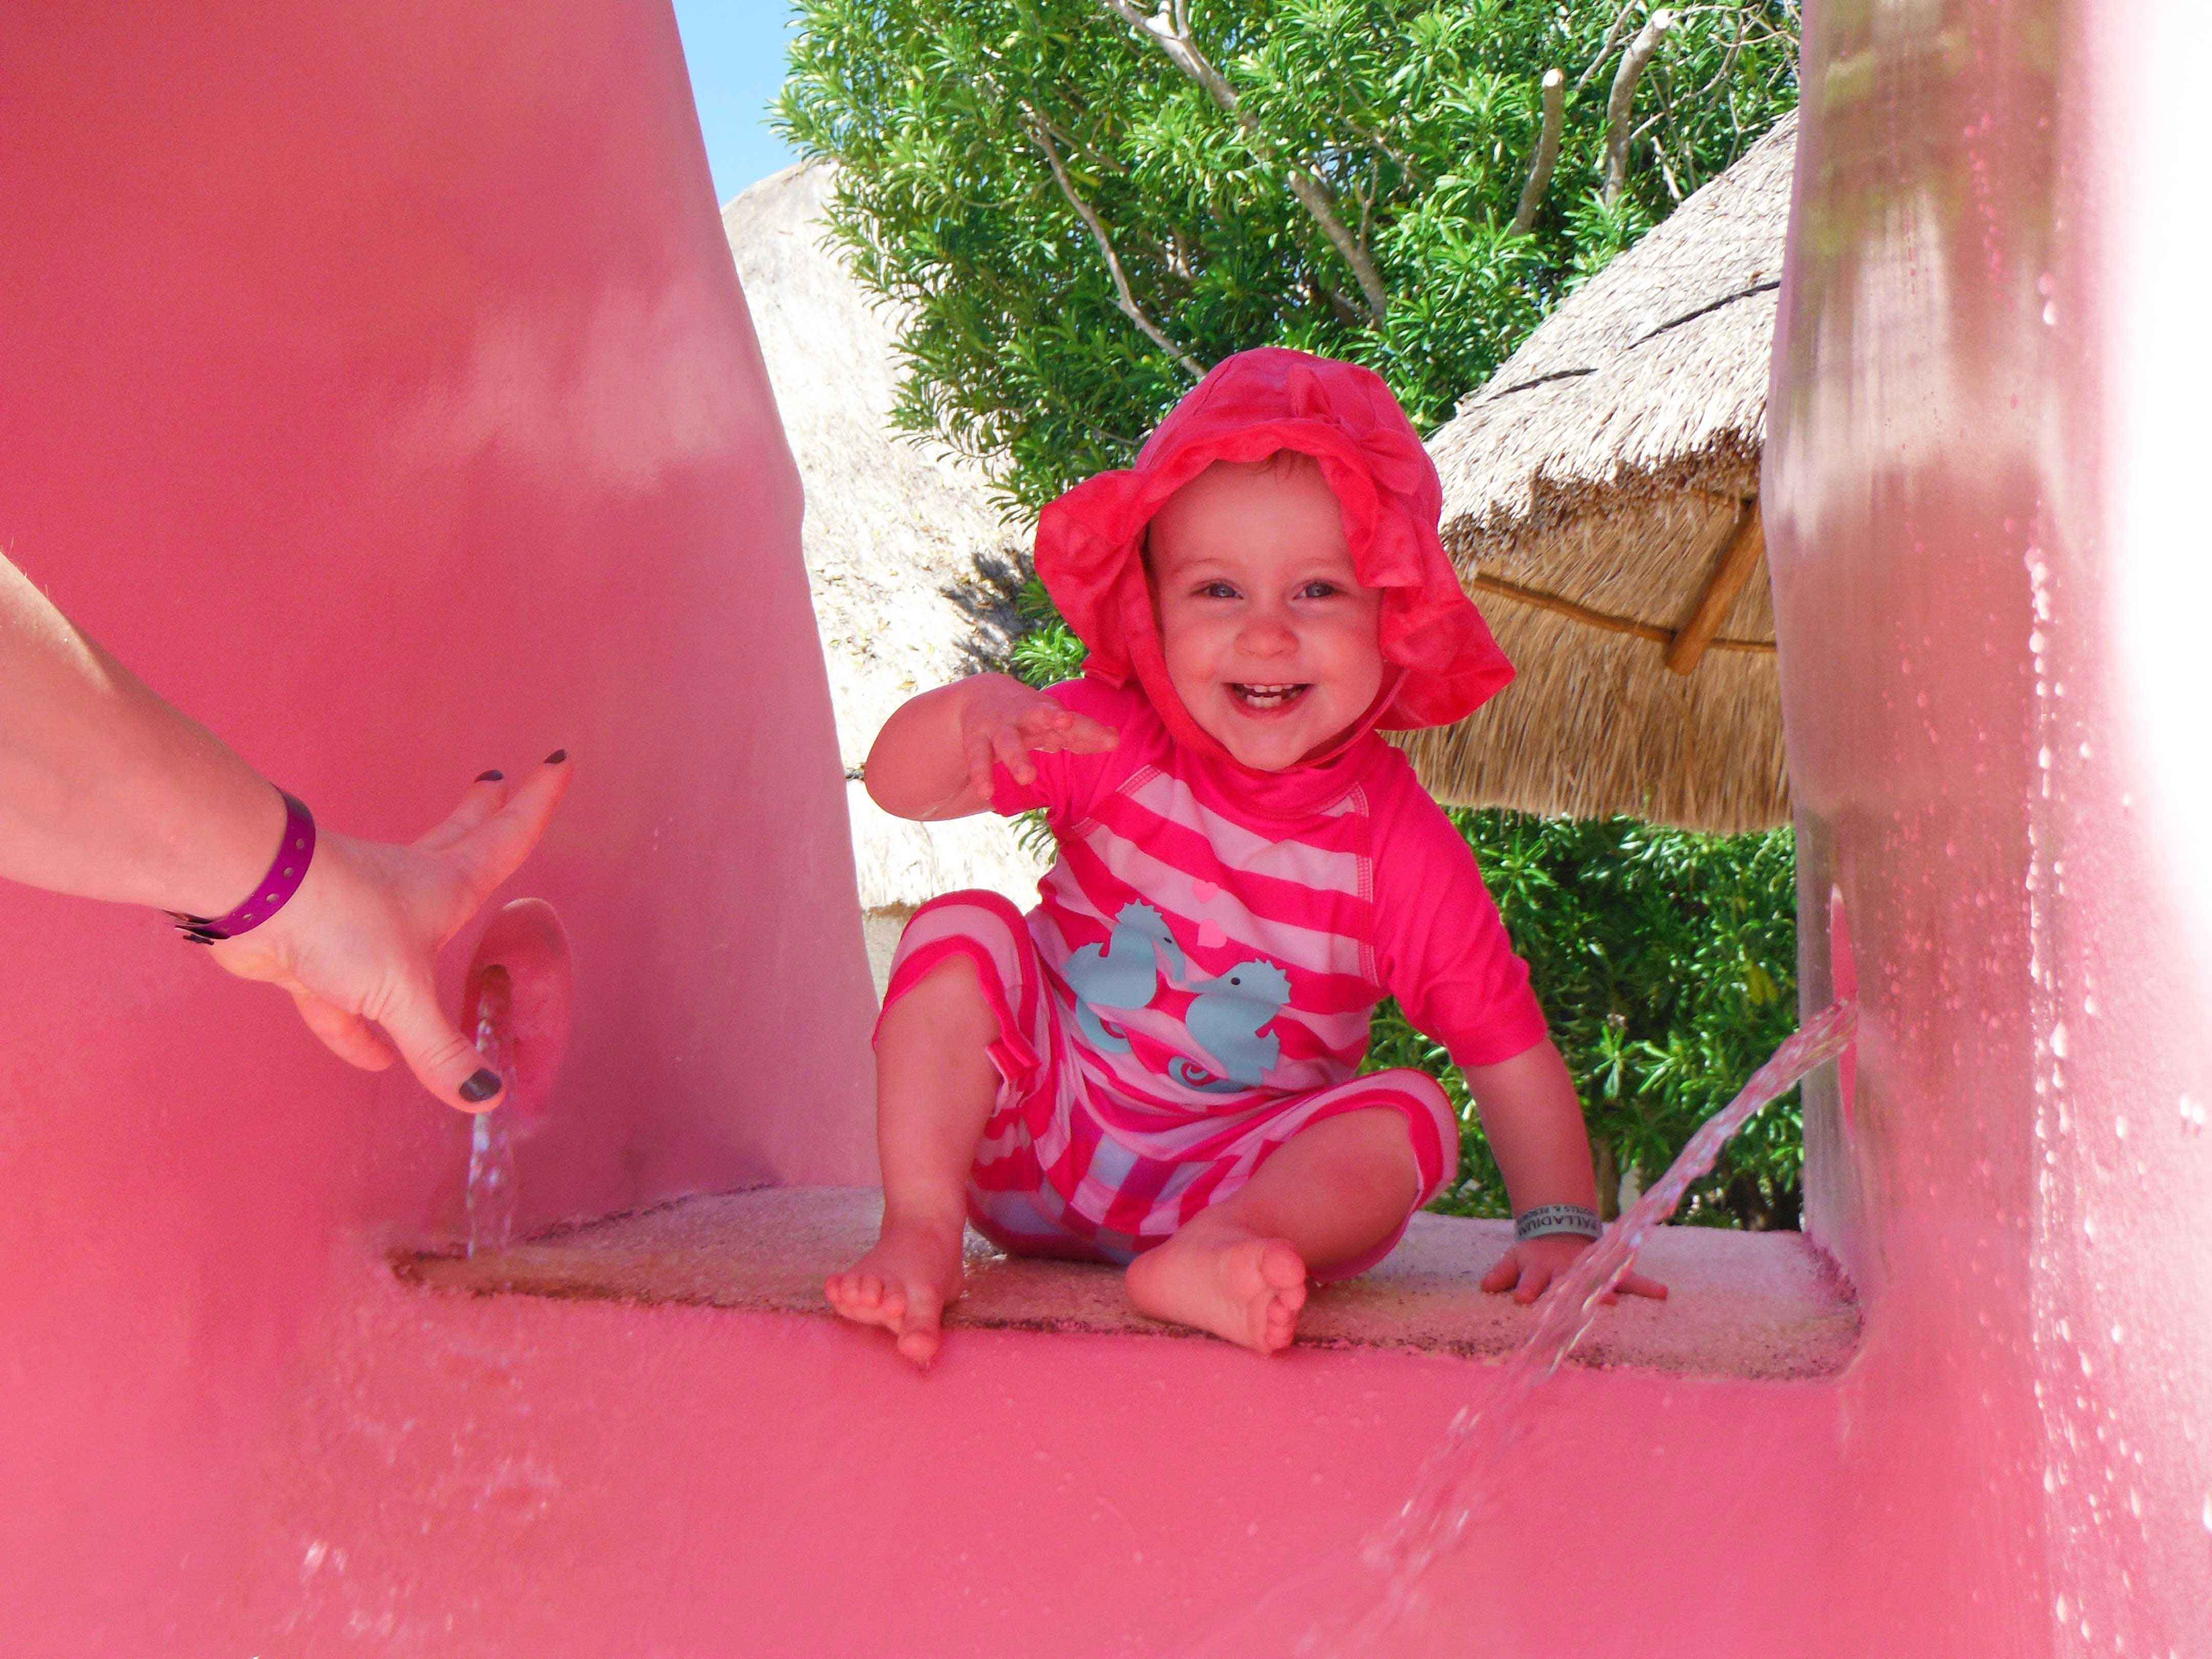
[[445, 752, 572, 911], [289, 987, 399, 1071], [374, 974, 504, 1113], [413, 769, 512, 854]]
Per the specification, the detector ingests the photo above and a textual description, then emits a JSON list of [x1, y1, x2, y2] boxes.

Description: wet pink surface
[[3, 1, 2206, 1654], [1772, 0, 2212, 1651]]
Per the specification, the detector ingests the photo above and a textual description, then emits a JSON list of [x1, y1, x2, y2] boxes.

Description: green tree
[[780, 0, 1799, 511], [782, 0, 1807, 1225]]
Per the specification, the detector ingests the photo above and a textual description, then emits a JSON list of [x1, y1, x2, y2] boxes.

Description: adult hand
[[204, 756, 571, 1113]]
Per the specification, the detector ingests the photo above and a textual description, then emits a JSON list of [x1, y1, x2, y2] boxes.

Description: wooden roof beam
[[1665, 501, 1766, 675]]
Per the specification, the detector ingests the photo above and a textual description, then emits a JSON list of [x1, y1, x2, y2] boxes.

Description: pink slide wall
[[1772, 0, 2212, 1651], [0, 3, 877, 1646], [3, 0, 2206, 1654]]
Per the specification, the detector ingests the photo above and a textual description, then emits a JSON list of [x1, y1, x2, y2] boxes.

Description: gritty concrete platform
[[397, 1184, 1861, 1380]]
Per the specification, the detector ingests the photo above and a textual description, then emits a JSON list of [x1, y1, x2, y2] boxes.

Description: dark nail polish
[[459, 1069, 502, 1103], [544, 749, 567, 765], [476, 769, 504, 782]]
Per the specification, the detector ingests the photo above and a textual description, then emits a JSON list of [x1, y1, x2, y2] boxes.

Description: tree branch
[[1509, 69, 1565, 236], [1095, 0, 1390, 325], [1603, 9, 1674, 206], [1025, 112, 1205, 378], [1575, 2, 1648, 95]]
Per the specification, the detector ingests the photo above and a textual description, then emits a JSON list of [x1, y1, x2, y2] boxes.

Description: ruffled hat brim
[[1035, 349, 1512, 750]]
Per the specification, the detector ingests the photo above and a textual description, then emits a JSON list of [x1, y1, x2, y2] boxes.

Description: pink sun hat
[[1032, 347, 1514, 756]]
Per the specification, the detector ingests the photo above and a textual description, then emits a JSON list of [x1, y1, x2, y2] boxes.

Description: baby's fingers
[[1049, 712, 1120, 754], [993, 723, 1038, 787], [956, 730, 997, 809], [1615, 1270, 1668, 1301]]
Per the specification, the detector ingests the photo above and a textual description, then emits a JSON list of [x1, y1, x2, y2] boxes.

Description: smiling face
[[1145, 454, 1386, 772]]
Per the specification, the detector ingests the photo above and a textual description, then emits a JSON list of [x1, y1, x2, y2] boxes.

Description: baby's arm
[[1466, 1039, 1667, 1304], [865, 673, 1118, 822]]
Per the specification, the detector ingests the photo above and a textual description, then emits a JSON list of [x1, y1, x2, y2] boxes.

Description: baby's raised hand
[[1480, 1232, 1667, 1306], [960, 676, 1119, 803]]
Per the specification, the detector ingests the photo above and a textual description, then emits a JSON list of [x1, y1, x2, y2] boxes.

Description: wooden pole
[[1463, 570, 1773, 655], [1665, 501, 1766, 674]]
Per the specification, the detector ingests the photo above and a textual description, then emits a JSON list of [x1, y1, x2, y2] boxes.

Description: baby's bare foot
[[1125, 1225, 1309, 1354], [825, 1219, 967, 1367]]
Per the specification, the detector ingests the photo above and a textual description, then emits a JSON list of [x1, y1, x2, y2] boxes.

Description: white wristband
[[1514, 1203, 1603, 1242]]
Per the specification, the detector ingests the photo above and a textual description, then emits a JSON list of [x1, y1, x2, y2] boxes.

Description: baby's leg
[[1124, 1107, 1420, 1354], [825, 953, 999, 1367]]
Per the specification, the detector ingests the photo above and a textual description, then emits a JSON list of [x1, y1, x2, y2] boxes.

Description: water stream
[[465, 965, 517, 1259], [1188, 997, 1859, 1656]]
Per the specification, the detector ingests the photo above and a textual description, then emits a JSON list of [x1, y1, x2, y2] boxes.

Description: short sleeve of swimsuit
[[1367, 762, 1551, 1072], [987, 676, 1150, 830]]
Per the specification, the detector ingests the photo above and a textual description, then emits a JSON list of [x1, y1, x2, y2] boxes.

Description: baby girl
[[828, 348, 1663, 1366]]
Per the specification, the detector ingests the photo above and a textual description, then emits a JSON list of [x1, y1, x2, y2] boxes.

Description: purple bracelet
[[173, 790, 316, 944]]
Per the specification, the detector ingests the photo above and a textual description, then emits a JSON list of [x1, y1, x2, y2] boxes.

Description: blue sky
[[672, 2, 805, 205]]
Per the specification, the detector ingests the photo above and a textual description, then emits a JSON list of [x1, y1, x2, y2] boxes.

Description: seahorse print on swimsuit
[[1062, 901, 1186, 1052], [1169, 959, 1291, 1093]]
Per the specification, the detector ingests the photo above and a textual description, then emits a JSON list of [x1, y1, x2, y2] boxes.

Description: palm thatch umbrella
[[1402, 111, 1797, 835], [724, 163, 1047, 990]]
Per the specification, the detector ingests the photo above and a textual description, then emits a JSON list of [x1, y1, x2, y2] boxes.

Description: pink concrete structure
[[1, 2, 2204, 1656], [1771, 0, 2212, 1649]]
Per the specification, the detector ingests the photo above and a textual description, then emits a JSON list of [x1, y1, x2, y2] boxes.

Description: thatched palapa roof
[[723, 164, 1048, 935], [1402, 110, 1797, 834]]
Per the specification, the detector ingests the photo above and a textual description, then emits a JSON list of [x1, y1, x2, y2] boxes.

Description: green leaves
[[1388, 811, 1805, 1228], [779, 0, 1801, 509]]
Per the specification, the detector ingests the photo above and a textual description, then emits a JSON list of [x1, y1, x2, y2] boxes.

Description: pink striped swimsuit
[[877, 675, 1549, 1277]]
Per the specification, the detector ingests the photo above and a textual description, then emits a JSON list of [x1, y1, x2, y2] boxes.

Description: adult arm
[[0, 552, 568, 1113]]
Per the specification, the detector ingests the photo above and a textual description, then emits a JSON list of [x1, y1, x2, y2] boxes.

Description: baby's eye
[[1196, 581, 1240, 600], [1300, 581, 1341, 599]]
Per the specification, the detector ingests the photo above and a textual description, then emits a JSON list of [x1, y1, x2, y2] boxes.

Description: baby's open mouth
[[1228, 683, 1310, 711]]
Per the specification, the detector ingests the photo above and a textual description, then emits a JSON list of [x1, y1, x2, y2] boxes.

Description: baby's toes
[[895, 1288, 945, 1367], [1258, 1240, 1307, 1297], [896, 1324, 942, 1367]]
